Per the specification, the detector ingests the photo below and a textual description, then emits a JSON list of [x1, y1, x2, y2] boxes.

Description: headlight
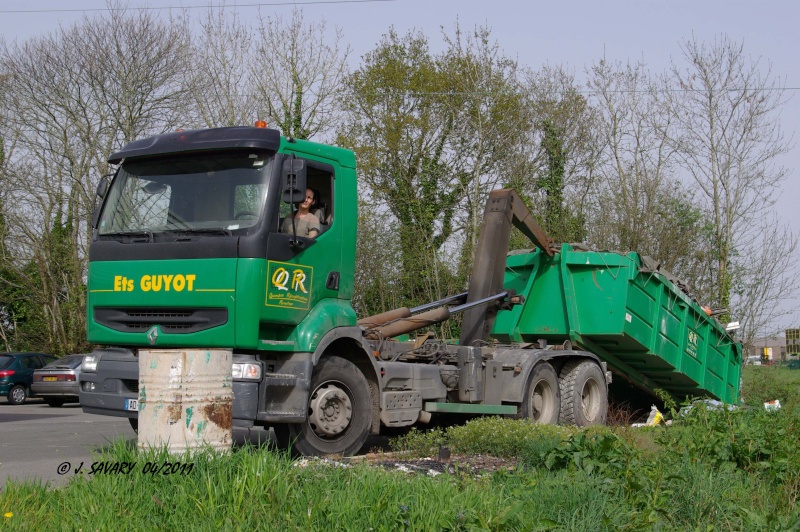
[[232, 363, 261, 380], [82, 354, 99, 372]]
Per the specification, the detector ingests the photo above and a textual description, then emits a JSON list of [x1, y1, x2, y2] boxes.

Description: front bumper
[[31, 382, 80, 398], [79, 349, 139, 419], [79, 348, 260, 423]]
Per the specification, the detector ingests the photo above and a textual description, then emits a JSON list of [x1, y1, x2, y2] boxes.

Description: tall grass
[[2, 366, 800, 530], [0, 441, 612, 531], [741, 364, 800, 413]]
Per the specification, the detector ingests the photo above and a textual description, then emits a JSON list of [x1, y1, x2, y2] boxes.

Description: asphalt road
[[0, 399, 273, 489]]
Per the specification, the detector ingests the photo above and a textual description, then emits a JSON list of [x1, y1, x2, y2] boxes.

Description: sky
[[0, 0, 798, 328]]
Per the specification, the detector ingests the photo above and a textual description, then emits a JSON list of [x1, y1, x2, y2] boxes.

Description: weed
[[3, 368, 800, 529], [606, 400, 643, 426]]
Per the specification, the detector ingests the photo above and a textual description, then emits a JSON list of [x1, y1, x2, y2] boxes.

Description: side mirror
[[96, 176, 110, 199], [281, 158, 307, 204], [92, 174, 114, 236]]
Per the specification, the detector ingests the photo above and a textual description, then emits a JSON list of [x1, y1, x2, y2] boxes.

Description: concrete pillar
[[138, 349, 233, 454]]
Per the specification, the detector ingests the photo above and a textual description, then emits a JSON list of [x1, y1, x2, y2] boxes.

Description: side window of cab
[[278, 160, 334, 235]]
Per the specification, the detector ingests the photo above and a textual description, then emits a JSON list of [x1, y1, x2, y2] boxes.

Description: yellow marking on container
[[89, 289, 116, 293]]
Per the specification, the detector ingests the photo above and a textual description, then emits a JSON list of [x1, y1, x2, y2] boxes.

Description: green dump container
[[492, 244, 742, 404]]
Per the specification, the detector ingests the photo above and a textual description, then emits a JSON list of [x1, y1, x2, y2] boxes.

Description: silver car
[[31, 355, 84, 407]]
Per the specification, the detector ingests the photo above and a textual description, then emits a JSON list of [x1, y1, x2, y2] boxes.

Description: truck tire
[[44, 398, 66, 407], [284, 356, 372, 457], [7, 384, 27, 405], [129, 418, 138, 433], [517, 362, 560, 424], [559, 360, 607, 426]]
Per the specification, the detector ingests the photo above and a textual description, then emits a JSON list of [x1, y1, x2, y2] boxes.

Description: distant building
[[787, 328, 800, 356], [748, 331, 800, 362], [748, 336, 784, 361]]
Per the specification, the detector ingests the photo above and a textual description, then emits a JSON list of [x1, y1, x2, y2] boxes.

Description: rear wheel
[[7, 384, 27, 405], [129, 418, 138, 434], [559, 360, 608, 426], [517, 362, 560, 424], [44, 398, 66, 408], [285, 357, 372, 457]]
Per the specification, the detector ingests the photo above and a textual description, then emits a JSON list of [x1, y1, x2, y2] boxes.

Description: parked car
[[0, 352, 59, 405], [31, 354, 85, 407]]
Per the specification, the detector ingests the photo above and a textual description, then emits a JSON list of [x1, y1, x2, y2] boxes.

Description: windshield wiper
[[100, 230, 154, 242], [164, 228, 233, 237]]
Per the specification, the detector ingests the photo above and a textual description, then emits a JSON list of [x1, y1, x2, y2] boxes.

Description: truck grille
[[94, 307, 228, 334]]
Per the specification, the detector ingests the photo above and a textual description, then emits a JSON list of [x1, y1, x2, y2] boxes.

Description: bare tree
[[666, 35, 794, 328], [0, 8, 191, 354], [252, 8, 350, 140], [189, 8, 257, 128], [733, 220, 800, 348], [585, 59, 711, 291]]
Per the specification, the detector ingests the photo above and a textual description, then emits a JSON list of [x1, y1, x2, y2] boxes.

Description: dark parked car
[[31, 354, 85, 407], [0, 352, 59, 405]]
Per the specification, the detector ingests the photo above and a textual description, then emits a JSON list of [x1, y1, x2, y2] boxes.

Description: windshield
[[98, 151, 274, 235]]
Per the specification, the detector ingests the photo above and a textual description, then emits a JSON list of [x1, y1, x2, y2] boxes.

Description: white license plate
[[125, 399, 139, 411]]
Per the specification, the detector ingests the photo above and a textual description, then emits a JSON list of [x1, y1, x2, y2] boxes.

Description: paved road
[[0, 399, 273, 489]]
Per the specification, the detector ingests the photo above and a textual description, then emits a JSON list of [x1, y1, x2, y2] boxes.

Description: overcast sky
[[1, 0, 798, 328]]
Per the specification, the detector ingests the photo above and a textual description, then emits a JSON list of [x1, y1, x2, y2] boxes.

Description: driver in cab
[[280, 188, 320, 238]]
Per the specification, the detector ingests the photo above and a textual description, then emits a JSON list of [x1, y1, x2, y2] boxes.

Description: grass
[[741, 362, 800, 413], [2, 366, 800, 530]]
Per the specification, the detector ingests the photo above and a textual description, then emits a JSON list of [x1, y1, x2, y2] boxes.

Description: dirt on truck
[[79, 125, 743, 456]]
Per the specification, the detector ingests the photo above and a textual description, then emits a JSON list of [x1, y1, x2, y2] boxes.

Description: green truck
[[79, 125, 742, 456]]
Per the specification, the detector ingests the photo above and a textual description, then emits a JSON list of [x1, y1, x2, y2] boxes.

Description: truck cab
[[87, 126, 358, 350]]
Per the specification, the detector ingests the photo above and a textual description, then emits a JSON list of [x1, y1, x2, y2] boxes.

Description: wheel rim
[[531, 379, 556, 423], [580, 378, 601, 422], [11, 387, 25, 403], [307, 381, 353, 438]]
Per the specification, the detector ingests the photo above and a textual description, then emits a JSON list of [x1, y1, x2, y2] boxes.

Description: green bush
[[658, 401, 800, 504], [390, 417, 575, 465]]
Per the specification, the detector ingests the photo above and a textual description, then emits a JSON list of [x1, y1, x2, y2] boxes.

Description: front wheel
[[7, 384, 27, 405], [129, 417, 138, 434], [559, 360, 608, 426], [284, 357, 372, 457], [517, 362, 560, 424], [44, 398, 66, 408]]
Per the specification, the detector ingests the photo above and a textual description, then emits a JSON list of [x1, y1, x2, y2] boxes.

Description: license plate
[[43, 376, 57, 382], [125, 399, 139, 411]]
